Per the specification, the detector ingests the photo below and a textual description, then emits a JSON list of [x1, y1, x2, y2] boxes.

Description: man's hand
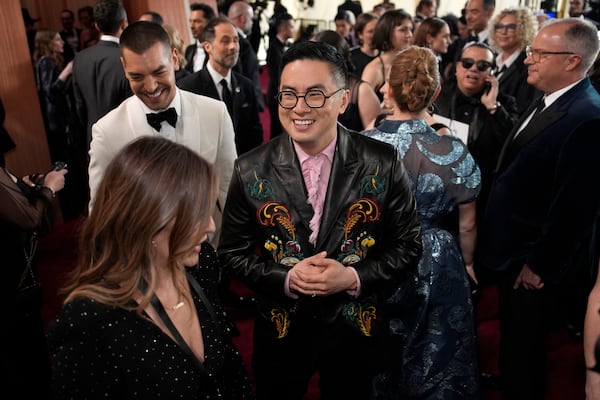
[[513, 264, 544, 290], [288, 251, 357, 297]]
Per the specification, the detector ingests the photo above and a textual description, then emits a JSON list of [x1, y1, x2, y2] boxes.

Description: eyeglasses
[[494, 23, 518, 32], [459, 58, 493, 72], [525, 45, 575, 63], [275, 88, 345, 109]]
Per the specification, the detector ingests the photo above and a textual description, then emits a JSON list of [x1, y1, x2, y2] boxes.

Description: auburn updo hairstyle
[[388, 45, 439, 113]]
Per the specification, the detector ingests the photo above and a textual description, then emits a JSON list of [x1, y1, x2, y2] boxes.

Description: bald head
[[227, 1, 254, 34]]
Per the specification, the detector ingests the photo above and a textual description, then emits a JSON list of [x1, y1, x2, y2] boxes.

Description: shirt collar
[[497, 49, 521, 69], [544, 78, 584, 108], [293, 135, 337, 165], [100, 34, 119, 44], [207, 62, 231, 86]]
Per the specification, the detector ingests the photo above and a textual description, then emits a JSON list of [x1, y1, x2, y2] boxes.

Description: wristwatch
[[487, 101, 501, 112]]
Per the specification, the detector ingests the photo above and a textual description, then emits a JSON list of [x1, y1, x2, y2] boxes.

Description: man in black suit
[[184, 3, 215, 73], [59, 9, 81, 63], [479, 18, 600, 400], [72, 0, 131, 149], [266, 12, 296, 139], [228, 0, 265, 111], [178, 16, 263, 155]]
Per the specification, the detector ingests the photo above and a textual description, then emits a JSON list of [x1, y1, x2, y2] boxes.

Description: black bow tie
[[146, 108, 177, 131]]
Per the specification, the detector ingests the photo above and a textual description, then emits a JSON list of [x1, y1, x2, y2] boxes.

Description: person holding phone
[[0, 97, 67, 398], [433, 41, 518, 286]]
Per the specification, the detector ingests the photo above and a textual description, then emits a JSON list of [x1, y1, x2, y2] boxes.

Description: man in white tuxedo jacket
[[89, 21, 237, 242]]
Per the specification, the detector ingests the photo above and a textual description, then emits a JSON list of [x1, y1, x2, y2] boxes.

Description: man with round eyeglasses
[[479, 17, 600, 400], [218, 40, 422, 400]]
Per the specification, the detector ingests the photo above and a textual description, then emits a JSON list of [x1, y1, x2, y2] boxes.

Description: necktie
[[220, 79, 233, 115], [531, 96, 546, 119], [146, 108, 177, 132]]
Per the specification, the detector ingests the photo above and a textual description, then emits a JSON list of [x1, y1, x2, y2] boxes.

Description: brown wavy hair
[[60, 136, 218, 317], [388, 45, 439, 112], [33, 29, 64, 69]]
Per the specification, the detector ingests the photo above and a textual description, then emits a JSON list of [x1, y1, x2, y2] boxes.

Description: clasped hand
[[288, 251, 357, 297]]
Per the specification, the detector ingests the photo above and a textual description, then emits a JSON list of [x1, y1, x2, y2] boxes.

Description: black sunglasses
[[460, 58, 493, 72]]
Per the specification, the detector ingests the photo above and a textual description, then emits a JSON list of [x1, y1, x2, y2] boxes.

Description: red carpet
[[36, 217, 585, 399]]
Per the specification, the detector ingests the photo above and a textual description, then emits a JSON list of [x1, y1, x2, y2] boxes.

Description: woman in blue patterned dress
[[362, 45, 482, 399]]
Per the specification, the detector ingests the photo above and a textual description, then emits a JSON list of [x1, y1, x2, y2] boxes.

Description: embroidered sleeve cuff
[[346, 267, 361, 297]]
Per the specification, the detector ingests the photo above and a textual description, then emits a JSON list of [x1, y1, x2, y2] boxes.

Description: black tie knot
[[146, 108, 177, 131], [220, 79, 233, 115]]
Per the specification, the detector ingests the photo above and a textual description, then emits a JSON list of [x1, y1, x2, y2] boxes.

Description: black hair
[[141, 11, 164, 25], [281, 40, 348, 87], [190, 2, 216, 20], [120, 21, 170, 55], [94, 0, 127, 34]]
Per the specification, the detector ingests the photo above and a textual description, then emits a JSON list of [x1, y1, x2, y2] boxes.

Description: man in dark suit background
[[228, 0, 265, 112], [179, 16, 263, 155], [59, 9, 82, 63], [266, 12, 296, 139], [184, 3, 215, 73], [72, 0, 131, 149], [479, 17, 600, 400]]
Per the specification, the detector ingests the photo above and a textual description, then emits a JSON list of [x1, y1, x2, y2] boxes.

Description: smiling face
[[456, 45, 494, 96], [205, 22, 240, 75], [494, 14, 519, 53], [466, 0, 493, 34], [278, 59, 348, 155], [121, 42, 178, 110]]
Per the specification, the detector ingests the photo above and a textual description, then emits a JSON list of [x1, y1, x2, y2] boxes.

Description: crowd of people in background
[[7, 0, 600, 398]]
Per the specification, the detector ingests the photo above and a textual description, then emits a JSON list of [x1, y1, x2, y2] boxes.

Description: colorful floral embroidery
[[270, 308, 290, 339], [359, 161, 386, 197], [258, 201, 303, 265], [248, 169, 275, 200], [342, 302, 377, 337]]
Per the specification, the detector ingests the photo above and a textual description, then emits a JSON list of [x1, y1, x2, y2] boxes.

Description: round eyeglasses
[[525, 45, 575, 63], [275, 88, 345, 109]]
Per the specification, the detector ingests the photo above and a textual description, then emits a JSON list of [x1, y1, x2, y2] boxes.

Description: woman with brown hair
[[48, 136, 254, 399], [362, 46, 481, 399], [361, 9, 413, 104], [350, 12, 379, 77], [33, 29, 74, 163]]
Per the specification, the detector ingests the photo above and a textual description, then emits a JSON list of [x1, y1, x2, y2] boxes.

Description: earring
[[151, 240, 156, 247], [428, 104, 435, 114]]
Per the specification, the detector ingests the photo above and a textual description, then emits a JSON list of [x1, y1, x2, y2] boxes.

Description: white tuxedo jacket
[[89, 89, 237, 213]]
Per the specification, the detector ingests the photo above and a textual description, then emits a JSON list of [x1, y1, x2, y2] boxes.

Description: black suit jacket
[[481, 78, 600, 284], [72, 40, 132, 147], [184, 43, 208, 73], [266, 37, 286, 105], [497, 51, 544, 117], [60, 28, 82, 63], [217, 126, 422, 339], [177, 68, 263, 155], [233, 31, 264, 111]]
